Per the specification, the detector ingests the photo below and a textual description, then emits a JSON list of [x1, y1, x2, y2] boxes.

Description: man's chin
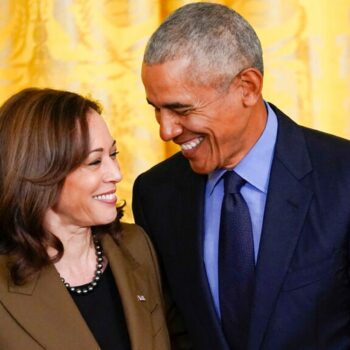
[[188, 159, 214, 175]]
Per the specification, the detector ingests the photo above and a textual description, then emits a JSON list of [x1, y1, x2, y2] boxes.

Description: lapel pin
[[137, 295, 146, 302]]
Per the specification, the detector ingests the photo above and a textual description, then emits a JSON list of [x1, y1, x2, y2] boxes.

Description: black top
[[70, 265, 131, 350]]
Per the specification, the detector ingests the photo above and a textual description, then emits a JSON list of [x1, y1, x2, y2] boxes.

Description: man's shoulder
[[300, 126, 350, 177], [271, 103, 350, 153], [271, 104, 350, 177], [301, 124, 350, 151], [136, 152, 190, 183]]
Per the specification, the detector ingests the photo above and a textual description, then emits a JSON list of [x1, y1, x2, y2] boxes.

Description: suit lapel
[[173, 161, 229, 349], [0, 259, 99, 350], [102, 234, 155, 350], [248, 108, 314, 350], [176, 163, 205, 267]]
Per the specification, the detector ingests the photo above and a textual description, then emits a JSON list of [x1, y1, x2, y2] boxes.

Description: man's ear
[[237, 68, 263, 107]]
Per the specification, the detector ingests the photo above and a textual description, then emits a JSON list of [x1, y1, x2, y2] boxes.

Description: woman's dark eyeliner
[[110, 150, 119, 159], [87, 150, 118, 166], [88, 159, 101, 166]]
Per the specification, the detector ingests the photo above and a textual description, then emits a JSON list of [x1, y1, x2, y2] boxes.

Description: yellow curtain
[[1, 0, 349, 221]]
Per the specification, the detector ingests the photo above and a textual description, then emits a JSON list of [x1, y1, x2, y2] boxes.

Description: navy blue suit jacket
[[133, 104, 350, 349]]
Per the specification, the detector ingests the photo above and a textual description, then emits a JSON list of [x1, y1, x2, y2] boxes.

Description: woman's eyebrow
[[88, 140, 116, 154]]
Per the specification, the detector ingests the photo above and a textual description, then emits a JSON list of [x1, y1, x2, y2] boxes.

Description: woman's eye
[[110, 151, 119, 159], [88, 159, 101, 166]]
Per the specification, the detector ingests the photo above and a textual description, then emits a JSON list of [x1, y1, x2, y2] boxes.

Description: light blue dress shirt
[[204, 102, 278, 317]]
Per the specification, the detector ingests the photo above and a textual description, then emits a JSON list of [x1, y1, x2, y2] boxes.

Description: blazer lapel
[[102, 234, 155, 350], [0, 260, 99, 350], [248, 109, 314, 350]]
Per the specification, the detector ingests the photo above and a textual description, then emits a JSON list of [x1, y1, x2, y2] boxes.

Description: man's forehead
[[141, 59, 224, 109], [141, 57, 196, 83]]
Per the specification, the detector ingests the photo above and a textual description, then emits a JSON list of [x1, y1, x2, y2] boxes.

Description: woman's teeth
[[93, 193, 116, 201]]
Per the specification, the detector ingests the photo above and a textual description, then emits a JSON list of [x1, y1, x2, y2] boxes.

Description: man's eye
[[110, 151, 119, 159], [175, 109, 191, 116]]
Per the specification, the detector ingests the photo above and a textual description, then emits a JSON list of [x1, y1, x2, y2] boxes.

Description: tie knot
[[224, 171, 246, 194]]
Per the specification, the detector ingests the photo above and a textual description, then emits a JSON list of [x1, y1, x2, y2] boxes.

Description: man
[[133, 2, 350, 349]]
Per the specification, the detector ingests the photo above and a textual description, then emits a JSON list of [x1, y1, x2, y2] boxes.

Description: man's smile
[[180, 136, 204, 151]]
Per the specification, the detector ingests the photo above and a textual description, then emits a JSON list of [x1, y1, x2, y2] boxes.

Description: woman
[[0, 88, 170, 350]]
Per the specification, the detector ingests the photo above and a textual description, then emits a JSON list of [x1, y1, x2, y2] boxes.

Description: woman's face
[[48, 110, 122, 228]]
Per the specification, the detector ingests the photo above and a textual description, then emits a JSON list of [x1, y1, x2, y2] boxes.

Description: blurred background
[[0, 0, 349, 221]]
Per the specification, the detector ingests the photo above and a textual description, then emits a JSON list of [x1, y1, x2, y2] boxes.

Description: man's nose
[[158, 110, 182, 141]]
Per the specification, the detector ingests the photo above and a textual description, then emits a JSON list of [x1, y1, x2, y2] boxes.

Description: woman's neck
[[45, 211, 99, 286]]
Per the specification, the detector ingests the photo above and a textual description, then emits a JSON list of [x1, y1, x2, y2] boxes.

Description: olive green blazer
[[0, 223, 170, 350]]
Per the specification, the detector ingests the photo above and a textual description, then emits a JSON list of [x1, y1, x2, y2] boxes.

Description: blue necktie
[[219, 171, 255, 350]]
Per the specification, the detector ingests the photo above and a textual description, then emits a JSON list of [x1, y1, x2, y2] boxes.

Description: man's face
[[142, 58, 263, 174]]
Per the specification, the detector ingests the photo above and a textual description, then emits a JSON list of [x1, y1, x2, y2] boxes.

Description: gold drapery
[[1, 0, 349, 221]]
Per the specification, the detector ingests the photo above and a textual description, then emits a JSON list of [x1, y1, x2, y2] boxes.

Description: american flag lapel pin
[[137, 294, 146, 302]]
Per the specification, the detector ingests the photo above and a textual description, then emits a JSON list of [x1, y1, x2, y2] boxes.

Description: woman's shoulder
[[119, 222, 146, 237], [104, 222, 157, 268], [0, 254, 9, 289], [117, 222, 152, 252]]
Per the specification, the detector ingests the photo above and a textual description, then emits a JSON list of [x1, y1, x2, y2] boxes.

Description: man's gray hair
[[144, 2, 263, 88]]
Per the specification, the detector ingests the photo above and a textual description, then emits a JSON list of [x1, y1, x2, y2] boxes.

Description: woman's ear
[[238, 68, 263, 107]]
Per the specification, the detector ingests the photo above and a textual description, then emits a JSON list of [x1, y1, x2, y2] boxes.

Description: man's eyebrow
[[146, 98, 192, 110], [88, 140, 116, 154]]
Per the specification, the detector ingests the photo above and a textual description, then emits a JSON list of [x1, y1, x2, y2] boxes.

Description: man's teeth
[[181, 137, 204, 151], [93, 193, 116, 201]]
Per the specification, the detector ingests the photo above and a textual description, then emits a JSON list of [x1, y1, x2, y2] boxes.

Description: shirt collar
[[207, 102, 278, 194]]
